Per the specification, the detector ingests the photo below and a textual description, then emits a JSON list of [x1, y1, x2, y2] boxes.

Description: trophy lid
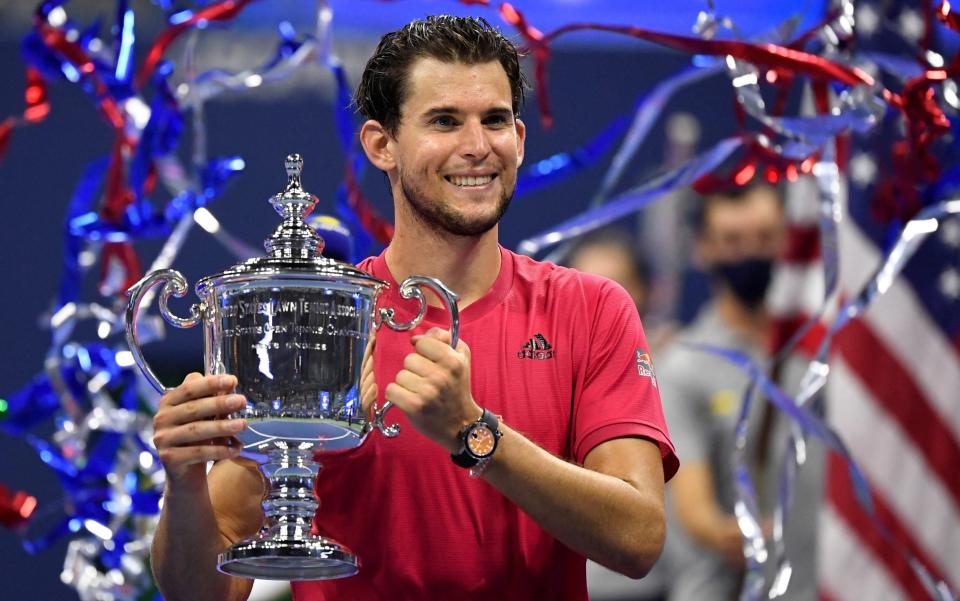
[[196, 154, 384, 293]]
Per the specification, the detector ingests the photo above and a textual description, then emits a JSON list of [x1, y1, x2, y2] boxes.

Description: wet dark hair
[[354, 15, 528, 136]]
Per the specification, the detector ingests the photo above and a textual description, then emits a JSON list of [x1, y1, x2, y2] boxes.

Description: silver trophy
[[125, 154, 459, 580]]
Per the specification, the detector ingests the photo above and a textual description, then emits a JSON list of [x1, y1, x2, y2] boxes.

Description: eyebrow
[[419, 106, 514, 120]]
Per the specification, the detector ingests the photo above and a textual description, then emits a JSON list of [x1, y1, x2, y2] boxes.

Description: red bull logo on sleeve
[[636, 349, 658, 388]]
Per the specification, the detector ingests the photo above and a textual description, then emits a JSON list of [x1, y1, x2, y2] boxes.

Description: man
[[656, 182, 786, 601], [565, 229, 650, 314], [149, 16, 677, 601]]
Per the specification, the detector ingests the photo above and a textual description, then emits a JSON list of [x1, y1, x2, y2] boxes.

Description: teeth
[[448, 175, 493, 187]]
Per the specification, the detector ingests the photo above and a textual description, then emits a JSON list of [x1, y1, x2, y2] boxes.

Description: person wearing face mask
[[654, 182, 786, 601]]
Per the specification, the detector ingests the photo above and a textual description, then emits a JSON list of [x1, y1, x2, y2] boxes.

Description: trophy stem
[[217, 443, 359, 581]]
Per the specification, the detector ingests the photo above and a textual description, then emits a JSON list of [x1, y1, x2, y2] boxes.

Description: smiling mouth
[[445, 174, 497, 188]]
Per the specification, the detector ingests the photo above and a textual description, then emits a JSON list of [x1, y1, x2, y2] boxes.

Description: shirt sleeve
[[570, 276, 679, 482]]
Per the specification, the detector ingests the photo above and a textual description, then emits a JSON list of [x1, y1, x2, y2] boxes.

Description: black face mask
[[711, 257, 774, 308]]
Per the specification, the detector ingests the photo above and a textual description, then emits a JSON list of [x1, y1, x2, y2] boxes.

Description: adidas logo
[[518, 333, 555, 360]]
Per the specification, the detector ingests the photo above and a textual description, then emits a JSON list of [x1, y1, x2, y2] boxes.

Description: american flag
[[768, 2, 960, 599], [818, 182, 960, 601]]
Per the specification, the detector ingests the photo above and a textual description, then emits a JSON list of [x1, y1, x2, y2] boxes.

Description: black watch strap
[[451, 447, 479, 468], [451, 409, 500, 468]]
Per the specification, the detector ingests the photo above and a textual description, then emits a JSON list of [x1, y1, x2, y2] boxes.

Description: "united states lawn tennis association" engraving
[[220, 297, 365, 342]]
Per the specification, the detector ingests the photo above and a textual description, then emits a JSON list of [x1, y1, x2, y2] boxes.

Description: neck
[[714, 288, 769, 347], [385, 219, 501, 310]]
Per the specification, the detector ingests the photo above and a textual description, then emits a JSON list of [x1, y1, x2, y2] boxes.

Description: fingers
[[391, 328, 471, 401], [411, 328, 470, 361], [360, 334, 378, 414], [393, 367, 431, 398], [162, 373, 237, 407], [155, 392, 246, 429], [401, 351, 437, 378], [153, 416, 246, 449], [360, 359, 378, 414], [362, 333, 376, 365], [384, 381, 422, 413], [360, 380, 378, 414]]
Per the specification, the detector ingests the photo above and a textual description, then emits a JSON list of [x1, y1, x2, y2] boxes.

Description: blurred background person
[[564, 228, 669, 601], [565, 228, 678, 353], [655, 182, 786, 601], [565, 228, 650, 314]]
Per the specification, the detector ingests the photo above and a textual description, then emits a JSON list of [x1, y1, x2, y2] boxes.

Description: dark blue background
[[0, 1, 823, 598]]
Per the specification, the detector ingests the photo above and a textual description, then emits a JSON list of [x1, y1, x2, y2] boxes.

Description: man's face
[[698, 186, 786, 266], [387, 57, 526, 237]]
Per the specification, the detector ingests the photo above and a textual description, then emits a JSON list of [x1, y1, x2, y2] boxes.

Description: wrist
[[162, 468, 210, 500], [445, 404, 483, 453]]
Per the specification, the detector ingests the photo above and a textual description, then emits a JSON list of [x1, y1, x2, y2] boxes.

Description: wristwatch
[[451, 409, 502, 475]]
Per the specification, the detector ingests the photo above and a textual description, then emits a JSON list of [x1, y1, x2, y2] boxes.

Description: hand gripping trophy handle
[[373, 275, 460, 437], [125, 269, 202, 394]]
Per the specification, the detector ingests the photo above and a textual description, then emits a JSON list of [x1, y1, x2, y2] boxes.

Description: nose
[[459, 119, 491, 161]]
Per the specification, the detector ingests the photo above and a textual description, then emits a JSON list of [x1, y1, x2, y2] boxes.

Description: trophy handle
[[373, 276, 461, 437], [125, 269, 202, 394]]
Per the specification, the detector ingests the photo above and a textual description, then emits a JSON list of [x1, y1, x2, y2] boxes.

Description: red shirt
[[292, 248, 677, 601]]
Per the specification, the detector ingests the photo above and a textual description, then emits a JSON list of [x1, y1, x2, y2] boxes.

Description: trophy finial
[[270, 152, 315, 216], [265, 153, 324, 259], [284, 154, 304, 190]]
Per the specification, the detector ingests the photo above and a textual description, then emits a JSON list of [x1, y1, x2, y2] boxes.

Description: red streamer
[[498, 3, 552, 128], [27, 11, 143, 292], [0, 483, 37, 529], [0, 68, 50, 160], [497, 4, 959, 203], [99, 241, 144, 296], [938, 1, 960, 31], [136, 0, 254, 89], [96, 136, 142, 294], [344, 164, 394, 245]]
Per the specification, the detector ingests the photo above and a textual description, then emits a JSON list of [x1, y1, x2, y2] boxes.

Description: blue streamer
[[58, 155, 106, 307], [21, 515, 73, 555], [1, 375, 60, 435], [691, 198, 960, 601], [113, 0, 135, 90], [327, 59, 356, 152], [129, 61, 182, 203], [22, 5, 131, 104], [592, 62, 723, 205], [28, 434, 80, 479], [514, 114, 630, 198], [518, 136, 744, 256], [20, 32, 71, 82], [691, 342, 954, 601], [322, 49, 385, 260], [69, 154, 243, 242]]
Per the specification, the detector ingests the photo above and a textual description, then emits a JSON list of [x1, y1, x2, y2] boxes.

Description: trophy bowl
[[124, 154, 459, 581]]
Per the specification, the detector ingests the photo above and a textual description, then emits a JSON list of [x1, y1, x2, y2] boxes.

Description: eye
[[431, 115, 458, 128], [484, 114, 511, 127]]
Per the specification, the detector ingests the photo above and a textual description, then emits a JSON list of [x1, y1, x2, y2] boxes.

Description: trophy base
[[217, 536, 358, 581]]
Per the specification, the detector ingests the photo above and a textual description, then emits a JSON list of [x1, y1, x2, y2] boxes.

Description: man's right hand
[[153, 373, 247, 486]]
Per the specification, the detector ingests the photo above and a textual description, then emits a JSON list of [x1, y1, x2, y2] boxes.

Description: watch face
[[466, 424, 496, 458]]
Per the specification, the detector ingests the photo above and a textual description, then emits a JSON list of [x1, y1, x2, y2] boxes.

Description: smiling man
[[148, 15, 677, 601]]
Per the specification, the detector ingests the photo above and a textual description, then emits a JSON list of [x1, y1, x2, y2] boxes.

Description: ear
[[515, 117, 526, 167], [359, 120, 396, 172]]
